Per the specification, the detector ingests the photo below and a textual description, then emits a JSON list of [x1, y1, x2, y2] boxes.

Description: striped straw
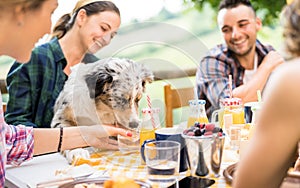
[[146, 95, 155, 129]]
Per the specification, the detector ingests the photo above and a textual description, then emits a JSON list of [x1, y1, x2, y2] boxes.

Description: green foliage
[[184, 0, 286, 26]]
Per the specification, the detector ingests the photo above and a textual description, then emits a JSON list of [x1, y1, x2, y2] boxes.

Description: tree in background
[[184, 0, 286, 26]]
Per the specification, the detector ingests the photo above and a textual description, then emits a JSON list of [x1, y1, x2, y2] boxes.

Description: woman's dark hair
[[51, 1, 120, 39], [282, 0, 300, 57], [218, 0, 255, 15]]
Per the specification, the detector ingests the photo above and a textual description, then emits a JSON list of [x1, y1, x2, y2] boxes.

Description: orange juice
[[218, 108, 245, 128], [218, 98, 245, 128], [187, 116, 209, 128], [224, 109, 244, 123], [139, 128, 156, 146], [139, 128, 157, 164]]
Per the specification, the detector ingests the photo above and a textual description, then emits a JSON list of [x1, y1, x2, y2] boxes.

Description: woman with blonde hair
[[0, 0, 131, 186], [233, 0, 300, 187], [5, 0, 121, 128]]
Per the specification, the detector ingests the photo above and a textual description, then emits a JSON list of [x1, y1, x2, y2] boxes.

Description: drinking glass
[[143, 140, 180, 187], [139, 108, 161, 146]]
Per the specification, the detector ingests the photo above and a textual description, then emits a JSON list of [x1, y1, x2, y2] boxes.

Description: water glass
[[144, 140, 180, 187]]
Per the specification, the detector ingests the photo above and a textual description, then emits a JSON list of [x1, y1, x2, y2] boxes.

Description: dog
[[51, 57, 154, 130]]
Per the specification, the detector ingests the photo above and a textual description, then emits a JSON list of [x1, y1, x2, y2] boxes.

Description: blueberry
[[194, 122, 200, 128], [193, 127, 202, 136], [201, 129, 206, 135]]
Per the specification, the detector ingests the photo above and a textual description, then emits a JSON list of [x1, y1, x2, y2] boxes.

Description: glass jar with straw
[[139, 95, 161, 147], [187, 99, 209, 128], [139, 107, 161, 165], [221, 97, 245, 125]]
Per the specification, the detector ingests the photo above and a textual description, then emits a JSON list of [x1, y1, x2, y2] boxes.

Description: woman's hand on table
[[79, 125, 132, 150]]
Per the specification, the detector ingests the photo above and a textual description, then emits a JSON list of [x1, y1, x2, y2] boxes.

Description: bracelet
[[57, 127, 63, 152]]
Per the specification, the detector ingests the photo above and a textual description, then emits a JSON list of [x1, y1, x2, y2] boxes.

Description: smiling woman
[[5, 0, 121, 129]]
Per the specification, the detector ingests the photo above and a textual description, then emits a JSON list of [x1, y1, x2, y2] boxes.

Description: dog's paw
[[64, 148, 90, 164]]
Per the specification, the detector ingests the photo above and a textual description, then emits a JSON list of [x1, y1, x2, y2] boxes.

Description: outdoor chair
[[164, 84, 194, 127]]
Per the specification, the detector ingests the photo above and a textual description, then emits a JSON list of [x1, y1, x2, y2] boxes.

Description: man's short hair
[[218, 0, 255, 14]]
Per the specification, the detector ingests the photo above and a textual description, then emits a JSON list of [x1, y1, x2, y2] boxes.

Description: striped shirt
[[196, 40, 274, 119], [0, 91, 34, 187]]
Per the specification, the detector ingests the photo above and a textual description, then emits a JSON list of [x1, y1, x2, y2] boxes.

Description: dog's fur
[[51, 57, 153, 130]]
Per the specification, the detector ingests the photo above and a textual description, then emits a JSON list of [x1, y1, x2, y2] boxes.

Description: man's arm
[[233, 51, 284, 102]]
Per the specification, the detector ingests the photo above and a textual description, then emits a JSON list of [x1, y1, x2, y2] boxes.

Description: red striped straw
[[229, 74, 232, 98], [147, 95, 156, 129]]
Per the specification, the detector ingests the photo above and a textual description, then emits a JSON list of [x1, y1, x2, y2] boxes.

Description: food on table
[[103, 177, 140, 188], [183, 122, 224, 137], [74, 183, 100, 188], [71, 157, 102, 166]]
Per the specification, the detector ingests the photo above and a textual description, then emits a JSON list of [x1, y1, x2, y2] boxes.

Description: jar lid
[[221, 97, 242, 106], [142, 108, 160, 113], [189, 99, 206, 105]]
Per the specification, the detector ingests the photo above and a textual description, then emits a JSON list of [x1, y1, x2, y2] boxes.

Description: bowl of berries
[[182, 122, 225, 178], [182, 122, 223, 138]]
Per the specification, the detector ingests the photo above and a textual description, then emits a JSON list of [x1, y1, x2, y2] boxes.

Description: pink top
[[0, 91, 34, 187]]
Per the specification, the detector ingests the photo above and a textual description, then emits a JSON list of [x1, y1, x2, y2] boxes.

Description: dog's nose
[[129, 121, 139, 129]]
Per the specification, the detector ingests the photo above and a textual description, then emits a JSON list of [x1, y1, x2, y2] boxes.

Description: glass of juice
[[139, 108, 161, 164], [187, 99, 209, 128], [213, 98, 245, 128]]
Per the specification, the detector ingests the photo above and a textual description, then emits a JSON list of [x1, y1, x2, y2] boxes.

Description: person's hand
[[78, 125, 132, 149], [294, 142, 300, 171], [261, 51, 284, 72], [294, 156, 300, 171]]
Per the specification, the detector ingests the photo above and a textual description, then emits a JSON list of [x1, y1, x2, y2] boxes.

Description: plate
[[55, 164, 96, 179], [59, 177, 152, 188], [223, 163, 300, 186]]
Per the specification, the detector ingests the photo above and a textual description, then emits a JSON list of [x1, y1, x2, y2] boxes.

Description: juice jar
[[222, 98, 245, 125], [187, 99, 209, 128], [139, 108, 161, 146]]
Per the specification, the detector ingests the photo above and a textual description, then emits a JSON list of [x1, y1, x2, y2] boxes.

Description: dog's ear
[[85, 72, 113, 99], [141, 67, 154, 92]]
